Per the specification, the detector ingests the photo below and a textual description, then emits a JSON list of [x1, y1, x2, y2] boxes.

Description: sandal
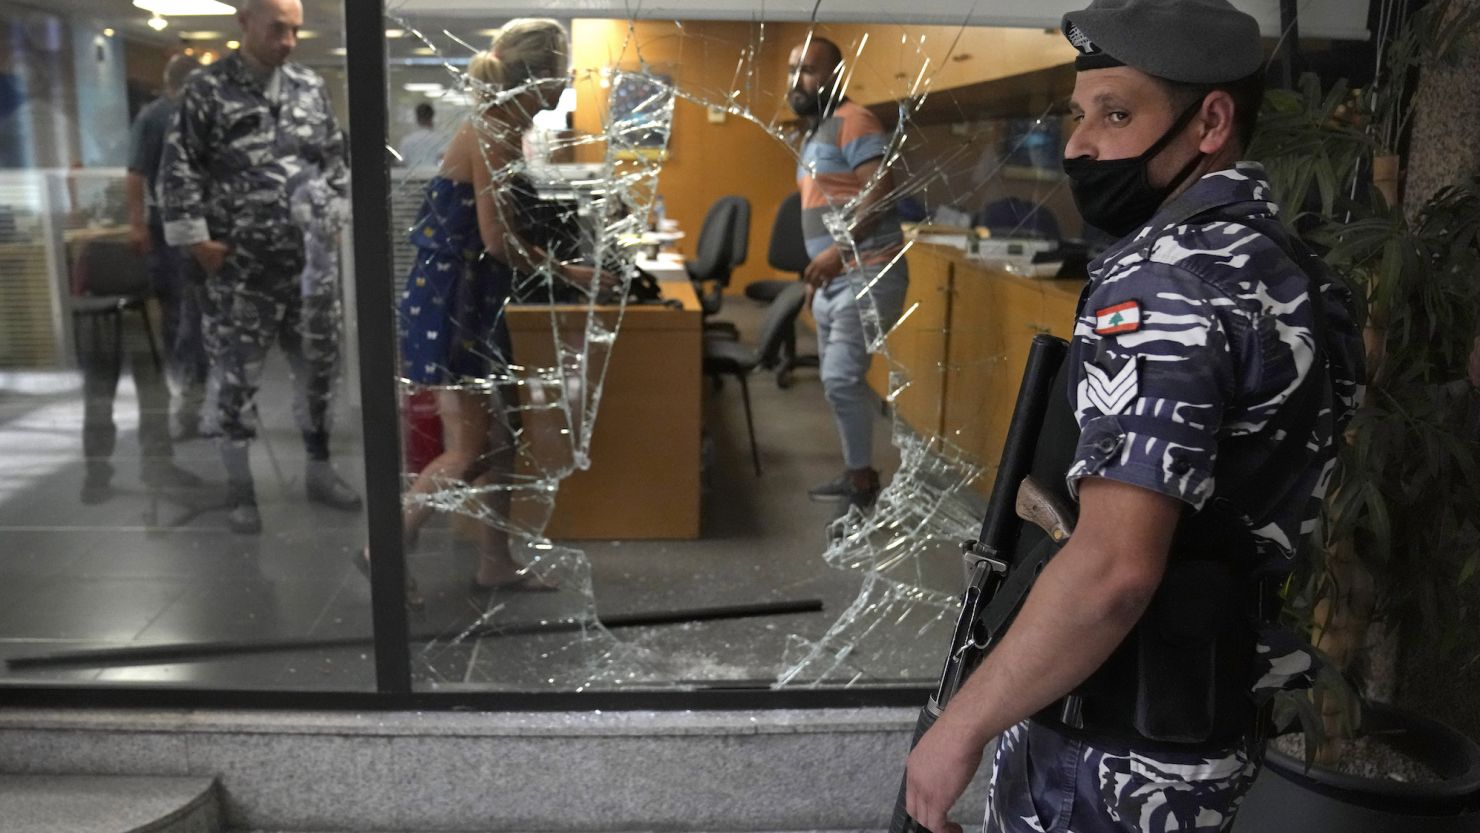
[[468, 571, 560, 597]]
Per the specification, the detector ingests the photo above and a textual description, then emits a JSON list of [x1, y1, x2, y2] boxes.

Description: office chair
[[702, 282, 808, 476], [687, 195, 750, 339], [738, 192, 818, 388], [70, 239, 163, 377], [744, 191, 809, 304]]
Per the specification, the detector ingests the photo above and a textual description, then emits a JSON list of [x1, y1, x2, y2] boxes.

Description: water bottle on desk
[[647, 195, 668, 258]]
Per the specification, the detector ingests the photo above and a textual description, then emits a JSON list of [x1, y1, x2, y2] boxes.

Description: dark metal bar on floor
[[4, 599, 825, 671]]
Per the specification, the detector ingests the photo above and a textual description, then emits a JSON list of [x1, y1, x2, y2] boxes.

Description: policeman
[[903, 2, 1362, 832], [160, 0, 359, 534]]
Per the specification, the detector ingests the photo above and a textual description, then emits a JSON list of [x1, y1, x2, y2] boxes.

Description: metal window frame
[[0, 0, 931, 713]]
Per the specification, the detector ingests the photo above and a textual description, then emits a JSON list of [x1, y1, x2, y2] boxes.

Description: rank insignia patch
[[1084, 356, 1139, 415], [1094, 300, 1141, 335]]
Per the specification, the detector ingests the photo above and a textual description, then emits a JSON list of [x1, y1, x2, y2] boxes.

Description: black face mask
[[1062, 100, 1207, 239]]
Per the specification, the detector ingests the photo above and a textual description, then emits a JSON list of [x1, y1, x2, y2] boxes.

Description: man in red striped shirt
[[788, 36, 909, 516]]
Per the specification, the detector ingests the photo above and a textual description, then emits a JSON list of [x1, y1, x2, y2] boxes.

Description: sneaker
[[830, 471, 881, 520], [807, 472, 850, 502], [306, 460, 363, 511], [228, 501, 262, 535], [142, 460, 205, 489]]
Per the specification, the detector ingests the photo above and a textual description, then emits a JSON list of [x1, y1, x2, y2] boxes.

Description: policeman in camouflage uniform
[[160, 0, 360, 534], [903, 2, 1364, 831]]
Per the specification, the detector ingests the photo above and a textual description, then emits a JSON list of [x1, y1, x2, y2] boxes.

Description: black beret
[[1062, 0, 1264, 84]]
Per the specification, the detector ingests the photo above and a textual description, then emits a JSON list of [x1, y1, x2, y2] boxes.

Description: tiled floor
[[0, 300, 957, 692]]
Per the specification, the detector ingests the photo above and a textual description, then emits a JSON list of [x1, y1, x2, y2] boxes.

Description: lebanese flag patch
[[1094, 301, 1141, 335]]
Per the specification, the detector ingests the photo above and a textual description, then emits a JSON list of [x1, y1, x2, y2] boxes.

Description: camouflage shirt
[[160, 51, 346, 254], [1065, 162, 1363, 575]]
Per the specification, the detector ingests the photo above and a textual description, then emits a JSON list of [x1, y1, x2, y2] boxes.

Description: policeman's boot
[[80, 460, 115, 505], [306, 459, 362, 511], [220, 440, 261, 535]]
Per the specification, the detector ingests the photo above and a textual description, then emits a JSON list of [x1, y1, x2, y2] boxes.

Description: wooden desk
[[867, 244, 1082, 495], [507, 281, 701, 539]]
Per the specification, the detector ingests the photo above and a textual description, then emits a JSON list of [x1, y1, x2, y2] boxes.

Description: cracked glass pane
[[384, 8, 1086, 691]]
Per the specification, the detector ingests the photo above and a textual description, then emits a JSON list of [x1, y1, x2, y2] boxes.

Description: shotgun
[[889, 334, 1070, 833]]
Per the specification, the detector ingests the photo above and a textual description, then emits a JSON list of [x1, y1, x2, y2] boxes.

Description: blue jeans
[[810, 261, 908, 470]]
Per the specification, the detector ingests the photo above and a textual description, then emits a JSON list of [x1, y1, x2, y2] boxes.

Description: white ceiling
[[0, 0, 508, 66], [2, 0, 1373, 71], [393, 0, 1373, 40]]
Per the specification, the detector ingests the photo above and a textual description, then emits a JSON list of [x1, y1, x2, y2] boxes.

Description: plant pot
[[1233, 703, 1480, 832]]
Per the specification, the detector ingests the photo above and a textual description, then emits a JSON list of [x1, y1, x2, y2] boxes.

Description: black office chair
[[740, 192, 818, 388], [744, 191, 809, 304], [70, 239, 163, 377], [702, 282, 808, 476], [687, 195, 750, 339]]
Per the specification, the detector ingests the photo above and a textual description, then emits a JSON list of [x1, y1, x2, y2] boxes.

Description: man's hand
[[904, 717, 984, 833], [129, 223, 153, 257], [191, 240, 231, 275], [803, 245, 845, 290]]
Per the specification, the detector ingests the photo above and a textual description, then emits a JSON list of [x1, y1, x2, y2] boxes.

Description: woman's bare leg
[[403, 388, 493, 547]]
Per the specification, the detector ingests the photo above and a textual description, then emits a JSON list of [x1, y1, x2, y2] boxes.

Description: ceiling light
[[180, 30, 224, 39], [328, 47, 346, 56], [297, 29, 318, 39], [102, 28, 115, 37], [474, 29, 501, 37], [385, 29, 405, 38], [226, 39, 239, 49], [132, 0, 235, 14], [403, 83, 445, 92], [147, 15, 168, 31], [411, 47, 435, 56]]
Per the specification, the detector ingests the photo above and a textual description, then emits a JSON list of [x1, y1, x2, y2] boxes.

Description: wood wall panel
[[570, 19, 799, 297], [866, 249, 950, 441]]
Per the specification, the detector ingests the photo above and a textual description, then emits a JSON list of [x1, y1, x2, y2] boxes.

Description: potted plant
[[1231, 4, 1480, 827]]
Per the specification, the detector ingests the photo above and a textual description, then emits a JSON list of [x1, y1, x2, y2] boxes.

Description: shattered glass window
[[380, 7, 1091, 692]]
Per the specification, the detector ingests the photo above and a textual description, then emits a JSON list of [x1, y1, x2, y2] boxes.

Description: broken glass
[[382, 8, 1084, 691]]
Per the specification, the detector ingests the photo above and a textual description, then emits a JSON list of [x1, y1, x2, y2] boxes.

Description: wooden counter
[[867, 244, 1082, 495], [507, 281, 702, 539]]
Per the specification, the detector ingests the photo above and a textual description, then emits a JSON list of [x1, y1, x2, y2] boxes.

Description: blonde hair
[[468, 18, 569, 91]]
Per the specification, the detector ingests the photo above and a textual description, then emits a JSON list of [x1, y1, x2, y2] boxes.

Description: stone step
[[0, 708, 986, 831], [0, 774, 219, 833]]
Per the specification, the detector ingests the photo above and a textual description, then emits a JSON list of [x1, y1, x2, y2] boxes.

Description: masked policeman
[[904, 1, 1363, 831], [160, 0, 359, 534]]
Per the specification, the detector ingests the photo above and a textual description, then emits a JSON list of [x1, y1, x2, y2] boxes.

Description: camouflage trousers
[[202, 245, 341, 460], [984, 721, 1259, 833]]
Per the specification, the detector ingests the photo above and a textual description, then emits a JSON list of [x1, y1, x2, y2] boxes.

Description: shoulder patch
[[1084, 355, 1139, 415], [1094, 300, 1141, 335]]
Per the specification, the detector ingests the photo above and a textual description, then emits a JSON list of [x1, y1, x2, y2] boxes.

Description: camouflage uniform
[[985, 163, 1363, 833], [159, 51, 348, 493]]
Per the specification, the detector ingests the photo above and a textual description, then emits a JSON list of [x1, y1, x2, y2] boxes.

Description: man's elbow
[[1064, 553, 1163, 630], [1095, 561, 1163, 627]]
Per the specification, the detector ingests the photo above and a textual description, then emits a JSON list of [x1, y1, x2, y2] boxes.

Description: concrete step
[[0, 708, 987, 832], [0, 774, 219, 833]]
